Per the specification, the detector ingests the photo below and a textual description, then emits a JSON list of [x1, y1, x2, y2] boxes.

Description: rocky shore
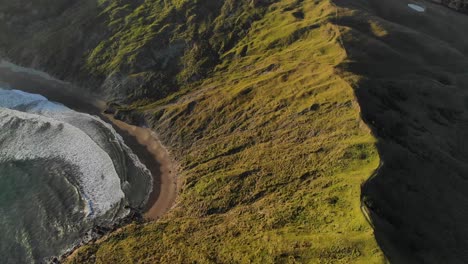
[[47, 209, 144, 264]]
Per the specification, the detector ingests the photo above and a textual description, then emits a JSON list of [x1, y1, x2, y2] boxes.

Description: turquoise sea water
[[0, 88, 152, 263]]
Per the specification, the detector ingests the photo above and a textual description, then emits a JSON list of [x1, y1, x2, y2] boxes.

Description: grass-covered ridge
[[68, 0, 384, 263]]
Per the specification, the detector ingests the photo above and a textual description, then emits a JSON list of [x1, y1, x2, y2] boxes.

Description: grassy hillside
[[66, 0, 385, 263], [0, 0, 276, 101], [2, 0, 468, 262]]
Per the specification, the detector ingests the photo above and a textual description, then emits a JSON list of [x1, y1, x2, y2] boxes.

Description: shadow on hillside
[[332, 0, 468, 262]]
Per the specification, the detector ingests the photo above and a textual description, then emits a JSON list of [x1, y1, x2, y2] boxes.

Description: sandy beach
[[104, 115, 177, 219], [0, 61, 176, 220]]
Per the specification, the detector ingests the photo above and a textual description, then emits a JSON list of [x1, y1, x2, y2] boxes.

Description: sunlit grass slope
[[69, 0, 384, 263], [0, 0, 277, 101]]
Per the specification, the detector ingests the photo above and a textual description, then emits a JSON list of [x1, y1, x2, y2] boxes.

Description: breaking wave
[[0, 88, 152, 263]]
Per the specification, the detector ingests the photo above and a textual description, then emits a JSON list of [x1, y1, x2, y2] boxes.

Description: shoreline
[[104, 115, 177, 219], [0, 62, 177, 219]]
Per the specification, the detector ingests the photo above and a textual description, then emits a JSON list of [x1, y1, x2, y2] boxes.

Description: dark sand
[[0, 61, 176, 220]]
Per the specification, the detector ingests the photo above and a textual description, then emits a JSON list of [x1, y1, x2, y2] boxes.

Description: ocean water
[[0, 88, 153, 263]]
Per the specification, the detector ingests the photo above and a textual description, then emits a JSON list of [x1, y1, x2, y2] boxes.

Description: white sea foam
[[0, 89, 65, 110], [0, 88, 150, 217], [0, 108, 124, 216]]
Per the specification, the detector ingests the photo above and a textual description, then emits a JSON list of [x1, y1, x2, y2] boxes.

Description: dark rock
[[432, 0, 468, 13], [292, 10, 305, 19], [48, 208, 144, 263], [103, 102, 121, 115], [310, 103, 320, 111]]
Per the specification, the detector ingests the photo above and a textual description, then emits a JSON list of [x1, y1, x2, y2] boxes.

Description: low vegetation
[[3, 0, 468, 262], [68, 0, 384, 263]]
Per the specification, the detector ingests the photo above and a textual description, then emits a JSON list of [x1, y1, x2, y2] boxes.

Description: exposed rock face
[[432, 0, 468, 13]]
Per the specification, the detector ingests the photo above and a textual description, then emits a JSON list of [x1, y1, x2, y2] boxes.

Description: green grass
[[68, 0, 384, 263], [82, 0, 279, 100]]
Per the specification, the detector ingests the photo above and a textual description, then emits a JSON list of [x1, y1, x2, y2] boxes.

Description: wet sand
[[0, 61, 176, 220], [104, 116, 177, 219]]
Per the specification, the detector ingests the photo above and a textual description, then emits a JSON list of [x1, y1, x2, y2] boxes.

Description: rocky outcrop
[[431, 0, 468, 13]]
